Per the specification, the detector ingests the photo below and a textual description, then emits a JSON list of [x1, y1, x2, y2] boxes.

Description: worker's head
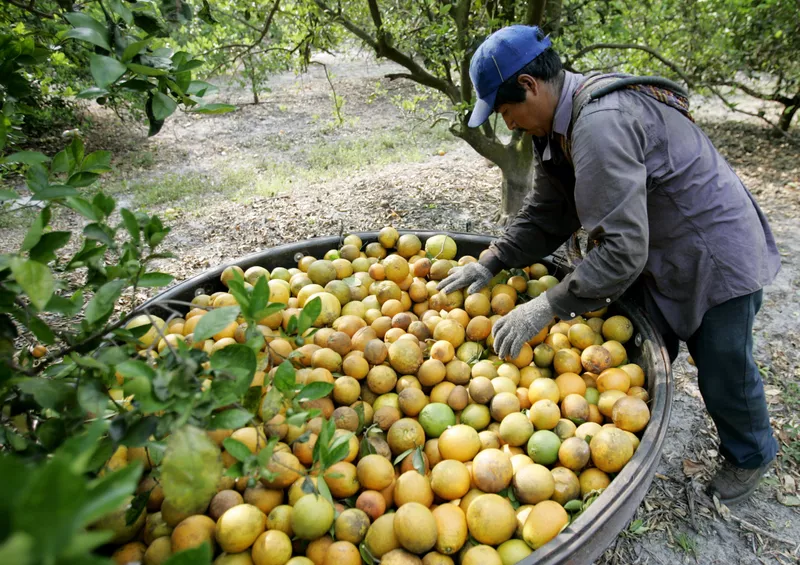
[[468, 25, 563, 137]]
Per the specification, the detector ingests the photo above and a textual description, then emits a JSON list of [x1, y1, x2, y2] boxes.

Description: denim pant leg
[[686, 290, 778, 468]]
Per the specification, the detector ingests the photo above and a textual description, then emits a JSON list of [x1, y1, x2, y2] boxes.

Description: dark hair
[[493, 47, 562, 110]]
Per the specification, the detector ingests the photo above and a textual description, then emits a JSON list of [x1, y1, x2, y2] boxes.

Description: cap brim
[[468, 90, 497, 128]]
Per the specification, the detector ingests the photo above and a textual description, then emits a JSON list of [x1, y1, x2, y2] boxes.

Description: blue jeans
[[658, 290, 778, 469]]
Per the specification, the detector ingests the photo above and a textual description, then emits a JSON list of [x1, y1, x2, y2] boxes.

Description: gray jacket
[[480, 71, 781, 340]]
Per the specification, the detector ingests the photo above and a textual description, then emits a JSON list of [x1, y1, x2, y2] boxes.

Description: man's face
[[496, 75, 554, 137]]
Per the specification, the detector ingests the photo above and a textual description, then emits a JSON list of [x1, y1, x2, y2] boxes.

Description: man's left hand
[[492, 293, 556, 360]]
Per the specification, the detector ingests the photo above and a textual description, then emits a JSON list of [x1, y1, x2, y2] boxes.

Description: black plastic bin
[[143, 231, 673, 565]]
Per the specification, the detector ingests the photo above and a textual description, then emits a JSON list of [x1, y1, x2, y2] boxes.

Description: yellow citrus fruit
[[512, 463, 554, 505], [433, 503, 468, 555], [439, 425, 481, 462], [590, 427, 634, 473], [611, 396, 651, 432], [465, 494, 517, 546], [471, 449, 513, 493], [522, 500, 568, 550], [215, 504, 266, 553], [394, 502, 438, 554], [251, 529, 292, 565]]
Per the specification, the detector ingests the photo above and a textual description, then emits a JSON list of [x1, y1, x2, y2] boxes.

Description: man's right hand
[[437, 262, 493, 295]]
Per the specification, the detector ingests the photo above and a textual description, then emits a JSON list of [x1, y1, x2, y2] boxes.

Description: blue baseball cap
[[468, 25, 552, 127]]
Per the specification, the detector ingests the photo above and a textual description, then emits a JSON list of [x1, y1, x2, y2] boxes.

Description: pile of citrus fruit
[[106, 228, 652, 565]]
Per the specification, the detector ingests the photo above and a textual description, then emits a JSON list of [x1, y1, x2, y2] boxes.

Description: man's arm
[[545, 106, 650, 319], [480, 150, 581, 273]]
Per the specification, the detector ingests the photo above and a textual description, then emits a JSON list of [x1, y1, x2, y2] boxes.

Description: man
[[438, 25, 781, 505]]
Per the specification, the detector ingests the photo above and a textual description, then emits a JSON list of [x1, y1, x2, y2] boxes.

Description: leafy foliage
[[0, 138, 352, 562]]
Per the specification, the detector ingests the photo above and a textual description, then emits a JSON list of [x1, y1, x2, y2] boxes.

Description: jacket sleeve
[[546, 107, 650, 319], [479, 147, 581, 274]]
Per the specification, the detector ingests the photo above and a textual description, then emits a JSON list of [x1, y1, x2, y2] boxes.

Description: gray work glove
[[437, 262, 493, 295], [492, 293, 555, 359]]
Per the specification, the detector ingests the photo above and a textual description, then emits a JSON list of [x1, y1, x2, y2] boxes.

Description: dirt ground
[[3, 51, 799, 563]]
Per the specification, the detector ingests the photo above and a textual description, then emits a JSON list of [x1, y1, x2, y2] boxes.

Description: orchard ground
[[3, 51, 799, 564]]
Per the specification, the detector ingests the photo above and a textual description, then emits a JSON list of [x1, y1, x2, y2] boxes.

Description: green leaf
[[3, 151, 49, 165], [0, 532, 34, 565], [89, 54, 127, 89], [76, 87, 110, 100], [18, 312, 55, 344], [85, 280, 126, 324], [152, 92, 178, 121], [315, 476, 335, 507], [138, 272, 174, 287], [393, 448, 414, 465], [297, 382, 334, 402], [83, 223, 115, 247], [121, 39, 150, 62], [92, 193, 115, 217], [274, 360, 296, 394], [191, 103, 236, 114], [10, 258, 54, 311], [222, 438, 253, 462], [298, 296, 321, 335], [20, 207, 49, 252], [108, 0, 134, 24], [68, 171, 100, 188], [160, 426, 222, 514], [79, 462, 143, 526], [163, 541, 212, 565], [127, 63, 168, 77], [51, 150, 70, 174], [256, 437, 277, 468], [209, 409, 253, 430], [64, 27, 111, 52], [81, 151, 112, 174], [65, 197, 102, 221], [14, 456, 87, 558], [193, 305, 240, 342], [210, 344, 256, 396], [120, 209, 140, 242], [115, 359, 155, 380], [0, 189, 18, 201], [259, 386, 283, 422], [45, 290, 83, 316], [412, 446, 426, 475], [26, 163, 48, 193], [30, 231, 71, 264], [286, 411, 311, 427], [30, 185, 79, 200], [224, 462, 243, 478], [327, 433, 354, 467]]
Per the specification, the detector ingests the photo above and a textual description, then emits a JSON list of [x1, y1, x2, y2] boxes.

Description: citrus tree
[[307, 0, 797, 221], [0, 140, 350, 564], [0, 0, 234, 152]]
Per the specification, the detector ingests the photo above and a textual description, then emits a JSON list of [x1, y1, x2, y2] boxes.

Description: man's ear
[[517, 74, 538, 95]]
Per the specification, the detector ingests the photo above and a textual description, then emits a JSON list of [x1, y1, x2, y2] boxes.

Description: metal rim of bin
[[142, 230, 673, 565]]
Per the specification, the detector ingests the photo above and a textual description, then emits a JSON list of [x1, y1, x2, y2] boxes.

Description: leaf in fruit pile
[[160, 426, 222, 513]]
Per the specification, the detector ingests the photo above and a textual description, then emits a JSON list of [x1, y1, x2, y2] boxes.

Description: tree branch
[[203, 0, 282, 58], [571, 42, 693, 86], [452, 0, 472, 105], [2, 0, 54, 18], [701, 83, 798, 143], [313, 0, 460, 102], [707, 80, 796, 106]]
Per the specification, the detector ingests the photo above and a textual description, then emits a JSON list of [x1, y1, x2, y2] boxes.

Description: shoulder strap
[[560, 73, 693, 162]]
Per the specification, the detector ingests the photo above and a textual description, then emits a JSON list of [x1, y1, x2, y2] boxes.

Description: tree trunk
[[544, 0, 562, 37], [455, 125, 535, 225], [778, 101, 798, 132], [497, 134, 534, 225]]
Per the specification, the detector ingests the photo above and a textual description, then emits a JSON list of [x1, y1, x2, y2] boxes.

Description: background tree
[[0, 0, 233, 152], [308, 0, 798, 221]]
